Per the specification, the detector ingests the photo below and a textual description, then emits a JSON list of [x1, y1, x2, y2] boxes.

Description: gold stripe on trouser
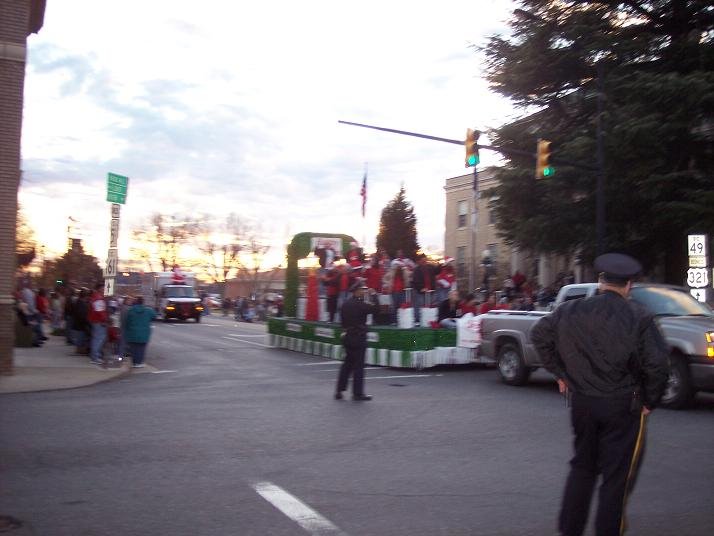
[[619, 412, 647, 535]]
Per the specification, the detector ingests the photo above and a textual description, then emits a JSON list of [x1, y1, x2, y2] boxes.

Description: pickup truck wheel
[[497, 343, 531, 386], [660, 355, 694, 410]]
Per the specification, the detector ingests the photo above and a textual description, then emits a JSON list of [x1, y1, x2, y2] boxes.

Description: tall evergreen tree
[[376, 187, 420, 259], [482, 0, 714, 282]]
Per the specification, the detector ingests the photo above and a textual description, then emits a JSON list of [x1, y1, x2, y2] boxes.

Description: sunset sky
[[19, 0, 520, 270]]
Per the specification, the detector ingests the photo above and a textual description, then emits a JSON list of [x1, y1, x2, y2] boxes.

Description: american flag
[[360, 172, 367, 217]]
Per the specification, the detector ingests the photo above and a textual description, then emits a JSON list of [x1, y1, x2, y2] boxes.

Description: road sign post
[[106, 173, 129, 204], [105, 176, 127, 295], [686, 234, 710, 303]]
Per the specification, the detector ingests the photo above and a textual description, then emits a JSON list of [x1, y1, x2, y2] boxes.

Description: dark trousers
[[559, 393, 647, 536], [327, 295, 338, 323], [128, 342, 147, 365], [336, 344, 366, 396]]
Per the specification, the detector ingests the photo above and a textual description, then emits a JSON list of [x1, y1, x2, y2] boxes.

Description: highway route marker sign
[[105, 249, 118, 278]]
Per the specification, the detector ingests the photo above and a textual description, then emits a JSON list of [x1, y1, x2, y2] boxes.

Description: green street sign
[[106, 172, 129, 204]]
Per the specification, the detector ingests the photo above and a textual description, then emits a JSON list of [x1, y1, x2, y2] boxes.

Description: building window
[[457, 200, 467, 228], [456, 246, 466, 278]]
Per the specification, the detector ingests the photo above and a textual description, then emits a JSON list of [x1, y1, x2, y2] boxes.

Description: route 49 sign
[[686, 267, 709, 288]]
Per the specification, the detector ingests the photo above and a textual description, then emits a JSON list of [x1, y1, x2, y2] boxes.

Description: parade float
[[267, 232, 487, 369]]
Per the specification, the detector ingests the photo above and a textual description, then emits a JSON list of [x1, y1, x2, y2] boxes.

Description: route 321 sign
[[686, 267, 709, 289]]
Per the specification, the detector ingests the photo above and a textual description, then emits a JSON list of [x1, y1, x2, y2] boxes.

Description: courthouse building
[[444, 170, 579, 294]]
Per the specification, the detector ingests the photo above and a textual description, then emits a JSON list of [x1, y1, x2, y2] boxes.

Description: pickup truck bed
[[476, 284, 714, 409]]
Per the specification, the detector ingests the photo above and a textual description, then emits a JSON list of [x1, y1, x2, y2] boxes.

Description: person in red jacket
[[346, 242, 364, 270], [364, 255, 384, 293], [322, 267, 340, 323], [436, 258, 456, 304], [88, 282, 108, 365], [478, 293, 497, 315]]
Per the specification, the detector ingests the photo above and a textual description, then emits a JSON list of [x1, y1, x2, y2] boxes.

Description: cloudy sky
[[20, 0, 520, 270]]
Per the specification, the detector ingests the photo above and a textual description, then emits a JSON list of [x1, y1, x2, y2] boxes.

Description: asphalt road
[[1, 315, 713, 536]]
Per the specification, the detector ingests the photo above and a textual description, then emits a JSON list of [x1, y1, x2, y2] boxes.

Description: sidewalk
[[0, 334, 130, 395]]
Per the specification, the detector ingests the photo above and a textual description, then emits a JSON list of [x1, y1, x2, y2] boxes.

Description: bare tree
[[131, 213, 194, 272]]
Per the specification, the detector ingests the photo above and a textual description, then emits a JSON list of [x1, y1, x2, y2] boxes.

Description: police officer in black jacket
[[335, 279, 379, 401], [531, 253, 669, 536]]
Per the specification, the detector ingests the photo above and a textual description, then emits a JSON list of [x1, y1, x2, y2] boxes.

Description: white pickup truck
[[477, 283, 714, 409]]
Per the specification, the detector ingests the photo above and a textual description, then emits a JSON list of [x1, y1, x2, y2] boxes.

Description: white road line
[[253, 482, 347, 536], [314, 367, 381, 372], [201, 324, 221, 327], [228, 333, 266, 338], [365, 374, 441, 380], [220, 335, 273, 348]]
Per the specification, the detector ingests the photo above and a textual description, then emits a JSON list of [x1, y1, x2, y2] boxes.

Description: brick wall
[[0, 1, 31, 375]]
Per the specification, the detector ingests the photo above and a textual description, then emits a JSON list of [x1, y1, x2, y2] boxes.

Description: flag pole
[[362, 162, 367, 249]]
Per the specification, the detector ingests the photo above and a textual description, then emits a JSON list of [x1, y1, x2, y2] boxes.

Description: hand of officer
[[642, 406, 651, 416], [557, 378, 568, 394]]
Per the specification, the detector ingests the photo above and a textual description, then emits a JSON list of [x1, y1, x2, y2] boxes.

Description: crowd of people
[[316, 244, 552, 328], [215, 295, 284, 322], [14, 280, 155, 369]]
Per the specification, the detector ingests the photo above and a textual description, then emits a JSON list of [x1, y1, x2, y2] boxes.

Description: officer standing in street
[[335, 279, 379, 401], [531, 253, 669, 536]]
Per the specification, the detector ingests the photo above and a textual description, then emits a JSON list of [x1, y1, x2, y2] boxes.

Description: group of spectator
[[14, 281, 156, 368], [218, 296, 283, 322]]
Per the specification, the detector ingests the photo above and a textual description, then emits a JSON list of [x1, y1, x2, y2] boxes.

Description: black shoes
[[334, 392, 343, 400]]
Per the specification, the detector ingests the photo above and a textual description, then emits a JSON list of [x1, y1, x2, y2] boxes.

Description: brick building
[[1, 0, 46, 375]]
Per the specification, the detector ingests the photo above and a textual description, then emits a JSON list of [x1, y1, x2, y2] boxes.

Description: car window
[[631, 287, 713, 317], [562, 287, 588, 302]]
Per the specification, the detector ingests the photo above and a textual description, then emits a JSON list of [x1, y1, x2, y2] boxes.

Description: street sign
[[105, 249, 118, 278], [106, 173, 129, 204], [688, 256, 707, 268], [104, 278, 115, 296], [690, 289, 707, 303], [686, 267, 708, 289], [109, 219, 120, 248], [111, 203, 121, 219], [688, 234, 707, 257]]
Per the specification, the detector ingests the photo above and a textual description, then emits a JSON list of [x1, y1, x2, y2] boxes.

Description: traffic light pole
[[338, 120, 597, 170]]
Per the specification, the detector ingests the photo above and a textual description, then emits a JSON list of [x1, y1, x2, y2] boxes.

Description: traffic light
[[465, 128, 480, 167], [535, 139, 554, 178]]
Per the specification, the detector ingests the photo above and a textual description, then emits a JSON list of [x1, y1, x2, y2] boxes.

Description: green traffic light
[[543, 166, 554, 177], [467, 155, 479, 166]]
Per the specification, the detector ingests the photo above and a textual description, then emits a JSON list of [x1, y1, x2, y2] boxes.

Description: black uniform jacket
[[531, 290, 669, 409], [340, 296, 379, 347]]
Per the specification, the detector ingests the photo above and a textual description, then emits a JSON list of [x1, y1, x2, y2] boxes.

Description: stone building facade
[[444, 170, 577, 295], [1, 0, 46, 375]]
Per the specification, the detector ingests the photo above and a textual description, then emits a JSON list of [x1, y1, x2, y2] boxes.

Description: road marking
[[314, 366, 381, 372], [201, 324, 221, 327], [221, 335, 272, 348], [253, 482, 347, 536], [365, 374, 441, 380], [228, 333, 266, 338], [151, 370, 177, 374], [295, 361, 342, 366]]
